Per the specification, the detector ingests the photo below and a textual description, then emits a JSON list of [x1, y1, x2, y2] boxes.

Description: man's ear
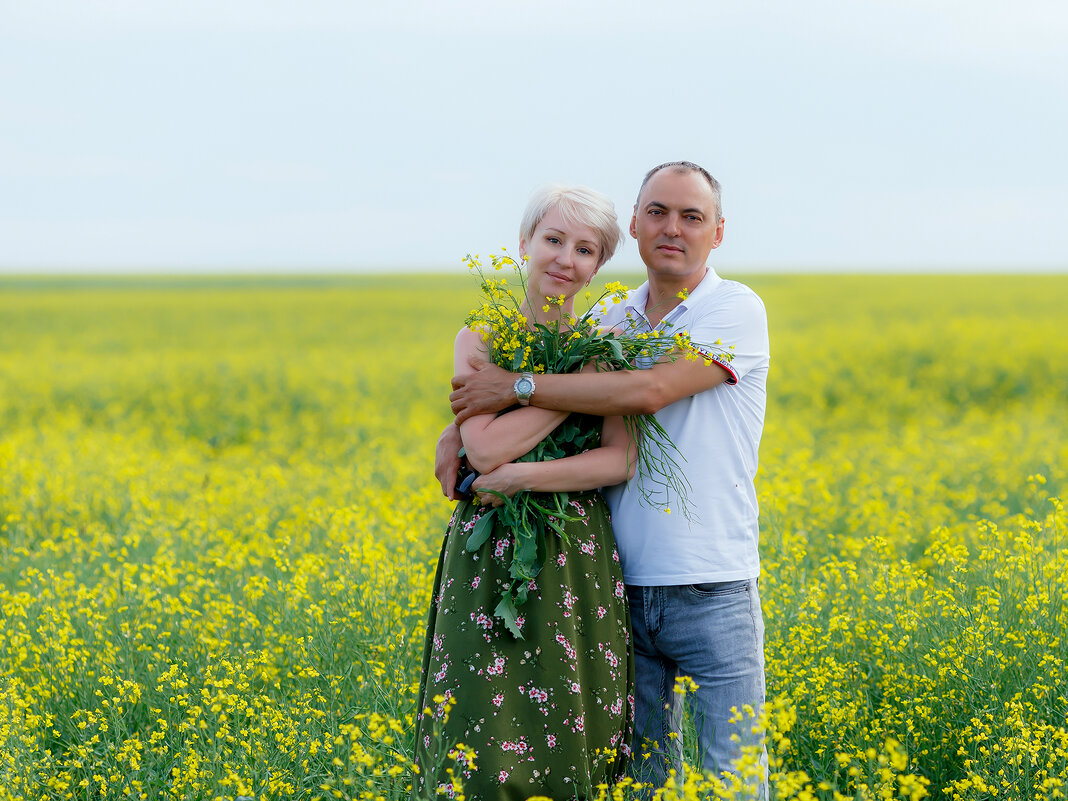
[[629, 207, 638, 239], [709, 217, 725, 250]]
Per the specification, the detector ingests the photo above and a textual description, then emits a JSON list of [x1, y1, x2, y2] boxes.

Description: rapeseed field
[[0, 273, 1065, 800]]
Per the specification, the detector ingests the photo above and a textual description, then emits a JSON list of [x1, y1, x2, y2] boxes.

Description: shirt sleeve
[[685, 285, 769, 385]]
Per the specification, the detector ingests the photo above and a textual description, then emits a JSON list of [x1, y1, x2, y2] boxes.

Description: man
[[436, 162, 770, 795]]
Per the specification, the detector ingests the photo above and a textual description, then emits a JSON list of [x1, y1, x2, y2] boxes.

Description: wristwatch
[[513, 371, 535, 406]]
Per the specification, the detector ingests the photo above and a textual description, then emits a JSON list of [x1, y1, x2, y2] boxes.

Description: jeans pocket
[[689, 579, 749, 597]]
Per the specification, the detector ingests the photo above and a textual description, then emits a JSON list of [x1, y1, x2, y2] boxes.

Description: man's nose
[[665, 214, 682, 236]]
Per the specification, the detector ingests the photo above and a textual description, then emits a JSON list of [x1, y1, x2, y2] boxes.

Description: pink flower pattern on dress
[[413, 493, 632, 801]]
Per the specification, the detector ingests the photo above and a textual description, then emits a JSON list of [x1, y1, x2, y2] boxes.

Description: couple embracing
[[414, 162, 770, 801]]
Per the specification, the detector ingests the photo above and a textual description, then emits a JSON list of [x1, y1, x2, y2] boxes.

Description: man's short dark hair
[[637, 161, 722, 221]]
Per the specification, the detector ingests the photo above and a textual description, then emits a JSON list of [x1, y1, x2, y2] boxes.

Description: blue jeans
[[627, 579, 768, 798]]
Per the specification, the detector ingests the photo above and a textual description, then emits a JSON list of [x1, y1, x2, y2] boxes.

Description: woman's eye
[[546, 236, 561, 244], [578, 247, 592, 255]]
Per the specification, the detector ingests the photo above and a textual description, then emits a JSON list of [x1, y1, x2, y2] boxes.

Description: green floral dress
[[413, 420, 634, 801]]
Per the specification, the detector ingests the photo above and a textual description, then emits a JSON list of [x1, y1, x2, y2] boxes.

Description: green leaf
[[465, 508, 496, 552], [512, 531, 540, 580], [513, 580, 530, 606], [494, 594, 524, 640], [564, 351, 586, 372]]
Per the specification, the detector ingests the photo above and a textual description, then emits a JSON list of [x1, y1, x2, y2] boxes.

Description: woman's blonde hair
[[519, 184, 624, 267]]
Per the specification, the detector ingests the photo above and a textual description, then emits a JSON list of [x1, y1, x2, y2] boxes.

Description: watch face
[[516, 377, 534, 395]]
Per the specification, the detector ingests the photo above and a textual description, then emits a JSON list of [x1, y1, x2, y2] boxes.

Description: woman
[[413, 185, 634, 801]]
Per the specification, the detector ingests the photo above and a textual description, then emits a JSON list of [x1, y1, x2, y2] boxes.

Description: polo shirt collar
[[623, 266, 723, 326]]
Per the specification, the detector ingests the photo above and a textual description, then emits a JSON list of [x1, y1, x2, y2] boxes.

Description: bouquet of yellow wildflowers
[[460, 250, 733, 638]]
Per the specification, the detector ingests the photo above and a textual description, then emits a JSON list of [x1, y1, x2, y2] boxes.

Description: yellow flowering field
[[0, 273, 1065, 801]]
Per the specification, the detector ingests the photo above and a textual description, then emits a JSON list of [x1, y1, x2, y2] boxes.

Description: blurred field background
[[0, 273, 1066, 800]]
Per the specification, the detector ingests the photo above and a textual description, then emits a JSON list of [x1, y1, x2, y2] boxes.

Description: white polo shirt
[[599, 268, 769, 585]]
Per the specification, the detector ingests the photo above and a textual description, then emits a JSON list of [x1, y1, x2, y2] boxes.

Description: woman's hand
[[471, 463, 529, 507]]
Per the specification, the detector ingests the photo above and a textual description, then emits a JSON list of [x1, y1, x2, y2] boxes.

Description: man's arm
[[450, 355, 731, 423], [433, 329, 569, 499], [452, 331, 567, 474], [434, 422, 463, 500]]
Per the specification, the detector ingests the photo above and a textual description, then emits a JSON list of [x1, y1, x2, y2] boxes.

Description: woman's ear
[[518, 239, 528, 259]]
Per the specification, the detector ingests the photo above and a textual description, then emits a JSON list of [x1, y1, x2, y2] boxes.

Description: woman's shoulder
[[456, 324, 491, 344], [454, 325, 491, 363]]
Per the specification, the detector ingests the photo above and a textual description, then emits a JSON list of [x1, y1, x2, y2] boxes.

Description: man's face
[[630, 169, 724, 281]]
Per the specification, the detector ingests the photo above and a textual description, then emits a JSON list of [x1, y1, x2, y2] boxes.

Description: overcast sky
[[2, 0, 1066, 273]]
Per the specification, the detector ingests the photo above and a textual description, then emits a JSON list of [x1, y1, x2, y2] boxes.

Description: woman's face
[[520, 206, 602, 304]]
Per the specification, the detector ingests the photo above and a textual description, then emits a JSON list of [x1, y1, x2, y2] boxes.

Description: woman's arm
[[454, 327, 570, 474], [470, 414, 636, 504]]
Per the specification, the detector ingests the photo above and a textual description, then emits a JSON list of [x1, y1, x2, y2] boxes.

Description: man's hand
[[434, 422, 463, 500], [449, 357, 516, 423]]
